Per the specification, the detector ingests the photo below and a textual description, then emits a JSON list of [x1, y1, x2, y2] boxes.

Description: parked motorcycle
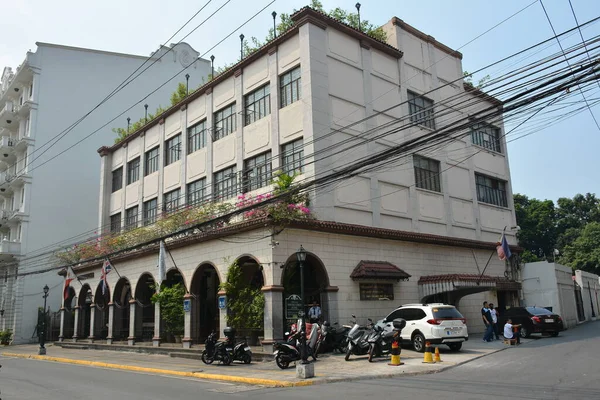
[[223, 327, 252, 364], [202, 331, 233, 365], [344, 315, 373, 361], [290, 320, 320, 360], [367, 318, 406, 362], [273, 329, 303, 369], [316, 321, 349, 354]]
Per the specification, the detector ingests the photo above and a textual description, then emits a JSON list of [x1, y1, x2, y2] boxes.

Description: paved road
[[2, 321, 599, 399]]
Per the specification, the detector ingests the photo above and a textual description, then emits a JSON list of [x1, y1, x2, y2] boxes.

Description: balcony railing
[[0, 240, 21, 256]]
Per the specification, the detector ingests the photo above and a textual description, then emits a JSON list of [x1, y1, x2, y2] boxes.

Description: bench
[[503, 338, 518, 346]]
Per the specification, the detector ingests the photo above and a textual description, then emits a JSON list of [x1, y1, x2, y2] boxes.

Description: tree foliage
[[220, 261, 264, 330], [151, 283, 185, 337], [514, 192, 600, 273]]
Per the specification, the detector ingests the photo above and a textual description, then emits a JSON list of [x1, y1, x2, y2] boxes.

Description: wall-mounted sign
[[218, 295, 227, 310], [285, 294, 303, 319], [359, 283, 394, 301], [183, 299, 191, 312]]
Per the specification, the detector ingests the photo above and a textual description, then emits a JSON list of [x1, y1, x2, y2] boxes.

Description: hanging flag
[[496, 232, 512, 261], [157, 241, 167, 291], [63, 267, 76, 300], [101, 259, 112, 296]]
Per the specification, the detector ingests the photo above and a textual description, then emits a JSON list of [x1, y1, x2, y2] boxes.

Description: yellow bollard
[[388, 339, 404, 366], [422, 341, 435, 364], [434, 346, 442, 362]]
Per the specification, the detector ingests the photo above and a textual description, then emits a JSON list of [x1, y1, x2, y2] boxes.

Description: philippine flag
[[497, 232, 512, 261]]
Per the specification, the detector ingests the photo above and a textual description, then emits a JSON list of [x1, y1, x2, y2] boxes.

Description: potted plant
[[0, 329, 12, 345], [151, 283, 185, 343]]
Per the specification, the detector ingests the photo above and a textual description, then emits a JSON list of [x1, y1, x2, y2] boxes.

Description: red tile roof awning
[[418, 274, 521, 300], [350, 261, 411, 282], [418, 274, 499, 284]]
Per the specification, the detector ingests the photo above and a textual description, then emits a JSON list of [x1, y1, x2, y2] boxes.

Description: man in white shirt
[[489, 303, 500, 340], [308, 301, 322, 323], [503, 318, 521, 344]]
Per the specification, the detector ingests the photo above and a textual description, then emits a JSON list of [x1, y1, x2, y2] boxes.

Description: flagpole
[[106, 257, 122, 279], [164, 242, 188, 293]]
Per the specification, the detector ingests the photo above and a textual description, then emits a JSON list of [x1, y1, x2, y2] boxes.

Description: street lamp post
[[296, 245, 308, 364], [38, 284, 49, 355]]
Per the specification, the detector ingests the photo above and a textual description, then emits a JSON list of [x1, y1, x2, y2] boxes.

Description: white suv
[[376, 303, 468, 352]]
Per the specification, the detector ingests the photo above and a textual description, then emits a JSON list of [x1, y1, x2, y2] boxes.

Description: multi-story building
[[61, 7, 520, 350], [0, 41, 210, 343]]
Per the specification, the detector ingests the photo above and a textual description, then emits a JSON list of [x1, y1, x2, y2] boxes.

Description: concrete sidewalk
[[1, 336, 528, 387]]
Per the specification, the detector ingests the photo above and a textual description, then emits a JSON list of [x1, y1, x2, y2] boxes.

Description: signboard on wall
[[285, 294, 303, 319], [218, 296, 227, 309], [359, 283, 394, 301], [183, 299, 191, 312]]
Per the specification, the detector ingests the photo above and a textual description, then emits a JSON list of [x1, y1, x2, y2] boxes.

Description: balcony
[[0, 102, 19, 130], [0, 240, 21, 258], [17, 100, 35, 117], [0, 136, 14, 154], [0, 209, 24, 223], [13, 135, 33, 151]]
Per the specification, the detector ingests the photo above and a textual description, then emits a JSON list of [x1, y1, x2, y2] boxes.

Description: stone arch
[[165, 267, 186, 290], [234, 254, 265, 289], [63, 286, 77, 339], [190, 262, 221, 343], [77, 284, 93, 339], [281, 250, 331, 329], [133, 272, 156, 342], [93, 282, 110, 339], [113, 277, 132, 341]]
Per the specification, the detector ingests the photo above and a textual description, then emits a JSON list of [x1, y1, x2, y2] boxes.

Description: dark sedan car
[[500, 307, 564, 338]]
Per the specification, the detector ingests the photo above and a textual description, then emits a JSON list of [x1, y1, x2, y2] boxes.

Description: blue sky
[[1, 0, 598, 202]]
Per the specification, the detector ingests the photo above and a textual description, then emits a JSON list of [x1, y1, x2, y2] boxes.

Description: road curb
[[1, 352, 312, 388]]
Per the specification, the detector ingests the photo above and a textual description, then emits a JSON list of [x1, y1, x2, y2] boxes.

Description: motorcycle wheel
[[201, 350, 214, 365], [275, 354, 289, 369], [222, 352, 233, 366], [368, 345, 375, 363], [241, 353, 252, 364], [345, 347, 352, 361]]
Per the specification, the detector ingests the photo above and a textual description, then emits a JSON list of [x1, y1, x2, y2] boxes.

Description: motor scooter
[[223, 327, 252, 364], [202, 331, 232, 365], [273, 329, 303, 369], [316, 321, 349, 354], [367, 318, 406, 362], [344, 315, 373, 361]]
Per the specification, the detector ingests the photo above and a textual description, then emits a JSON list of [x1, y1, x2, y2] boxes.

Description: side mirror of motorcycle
[[285, 332, 290, 336]]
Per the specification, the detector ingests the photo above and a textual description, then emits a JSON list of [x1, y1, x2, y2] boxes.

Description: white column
[[128, 300, 136, 346], [72, 306, 80, 342], [106, 302, 115, 344], [88, 304, 96, 341], [261, 286, 284, 353], [58, 307, 65, 342], [182, 294, 192, 349], [217, 290, 227, 341], [152, 302, 161, 347]]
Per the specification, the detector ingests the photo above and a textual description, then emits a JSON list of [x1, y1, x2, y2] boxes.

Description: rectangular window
[[243, 152, 272, 192], [145, 147, 159, 176], [280, 66, 301, 108], [127, 157, 140, 185], [408, 91, 435, 129], [125, 206, 138, 230], [476, 173, 508, 207], [359, 283, 394, 301], [213, 166, 238, 200], [413, 155, 441, 192], [29, 84, 33, 98], [244, 84, 271, 125], [111, 167, 123, 192], [165, 134, 182, 166], [214, 103, 236, 141], [110, 213, 121, 234], [163, 189, 181, 213], [187, 120, 207, 154], [143, 198, 158, 225], [187, 178, 207, 206], [471, 123, 501, 153], [281, 139, 304, 175]]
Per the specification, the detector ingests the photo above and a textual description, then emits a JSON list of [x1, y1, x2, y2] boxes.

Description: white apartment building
[[0, 41, 210, 343], [61, 7, 520, 350]]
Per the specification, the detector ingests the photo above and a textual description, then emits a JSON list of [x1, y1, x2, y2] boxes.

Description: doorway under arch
[[77, 284, 93, 339], [134, 273, 155, 342], [113, 278, 132, 341], [63, 286, 77, 339], [281, 252, 330, 330], [190, 264, 220, 343], [93, 282, 110, 340]]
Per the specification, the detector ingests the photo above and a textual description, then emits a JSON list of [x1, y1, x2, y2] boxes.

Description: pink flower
[[300, 206, 310, 214], [287, 204, 295, 210]]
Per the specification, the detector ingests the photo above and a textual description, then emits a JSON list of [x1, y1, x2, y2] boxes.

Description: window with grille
[[476, 173, 508, 207], [110, 213, 121, 234], [127, 157, 140, 185], [143, 198, 158, 225], [187, 120, 207, 154], [111, 167, 123, 192], [280, 66, 301, 108], [243, 152, 272, 192], [213, 166, 238, 200], [163, 189, 181, 213], [145, 147, 159, 176], [281, 139, 304, 175], [408, 91, 435, 129], [165, 134, 182, 166], [214, 103, 236, 141], [471, 123, 502, 153], [413, 155, 441, 192], [125, 206, 138, 230], [245, 84, 271, 125], [187, 178, 207, 206]]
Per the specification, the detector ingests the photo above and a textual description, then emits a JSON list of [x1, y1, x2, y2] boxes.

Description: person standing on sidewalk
[[489, 303, 500, 340], [481, 301, 493, 342]]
